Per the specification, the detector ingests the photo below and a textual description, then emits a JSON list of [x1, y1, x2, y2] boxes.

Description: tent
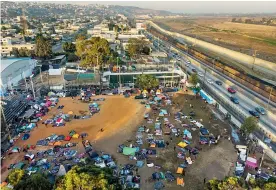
[[26, 123, 35, 130], [246, 157, 258, 169], [123, 147, 137, 156], [178, 142, 187, 148], [11, 147, 20, 153], [22, 134, 30, 140], [14, 162, 25, 169], [176, 167, 183, 174], [65, 136, 72, 141], [72, 134, 80, 139], [68, 111, 73, 115], [56, 165, 66, 176], [177, 177, 185, 187]]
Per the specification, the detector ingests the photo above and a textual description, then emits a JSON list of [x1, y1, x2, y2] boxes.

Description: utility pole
[[30, 74, 35, 98], [252, 49, 257, 71], [0, 102, 11, 140], [40, 66, 43, 84], [266, 85, 275, 109]]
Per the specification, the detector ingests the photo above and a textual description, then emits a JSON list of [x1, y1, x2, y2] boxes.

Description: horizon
[[40, 1, 276, 14]]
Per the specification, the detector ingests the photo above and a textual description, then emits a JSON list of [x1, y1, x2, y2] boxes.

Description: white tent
[[56, 165, 66, 176]]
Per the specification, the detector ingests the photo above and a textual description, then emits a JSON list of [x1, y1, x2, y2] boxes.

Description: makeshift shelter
[[22, 133, 30, 140], [176, 167, 184, 174], [123, 147, 137, 156], [65, 136, 72, 141], [56, 165, 66, 176], [177, 177, 185, 187], [72, 134, 80, 139], [13, 162, 25, 169], [11, 147, 20, 153], [246, 157, 258, 169], [68, 111, 73, 115], [178, 142, 187, 148]]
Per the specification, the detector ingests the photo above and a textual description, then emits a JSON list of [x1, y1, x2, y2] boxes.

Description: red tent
[[64, 136, 71, 141]]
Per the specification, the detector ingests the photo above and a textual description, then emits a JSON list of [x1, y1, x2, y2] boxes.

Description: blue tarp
[[199, 90, 214, 104]]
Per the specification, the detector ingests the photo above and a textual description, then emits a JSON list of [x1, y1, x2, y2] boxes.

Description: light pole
[[213, 57, 219, 70], [266, 85, 275, 109], [30, 74, 36, 98], [252, 50, 257, 71]]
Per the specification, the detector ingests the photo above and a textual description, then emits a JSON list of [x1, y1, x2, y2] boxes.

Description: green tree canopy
[[241, 116, 258, 136], [35, 35, 52, 59], [127, 38, 149, 58], [14, 173, 52, 190], [76, 37, 110, 68], [135, 74, 159, 90], [62, 42, 76, 52], [55, 165, 120, 190], [189, 73, 199, 86], [7, 169, 25, 186], [11, 47, 19, 57]]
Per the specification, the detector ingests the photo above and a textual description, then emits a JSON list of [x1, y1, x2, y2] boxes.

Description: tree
[[142, 46, 151, 55], [14, 173, 52, 190], [1, 26, 7, 30], [67, 53, 79, 62], [11, 47, 20, 57], [241, 116, 258, 136], [7, 169, 25, 186], [264, 183, 276, 190], [62, 42, 76, 52], [76, 37, 110, 68], [55, 165, 120, 190], [35, 35, 52, 59], [135, 74, 159, 90], [232, 18, 237, 22], [127, 38, 149, 58], [189, 73, 199, 86]]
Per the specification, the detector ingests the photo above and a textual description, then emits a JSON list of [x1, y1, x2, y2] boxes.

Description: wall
[[147, 21, 276, 79]]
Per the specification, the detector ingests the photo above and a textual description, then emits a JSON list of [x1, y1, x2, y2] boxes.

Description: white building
[[0, 58, 37, 90]]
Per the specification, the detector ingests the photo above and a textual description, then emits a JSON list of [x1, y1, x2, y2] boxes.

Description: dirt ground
[[153, 17, 276, 63], [1, 96, 145, 181], [99, 92, 238, 190], [1, 92, 240, 189]]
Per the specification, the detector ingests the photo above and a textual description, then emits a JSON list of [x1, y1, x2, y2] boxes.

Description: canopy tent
[[123, 147, 137, 156], [57, 165, 66, 176], [178, 142, 187, 148], [246, 157, 258, 169]]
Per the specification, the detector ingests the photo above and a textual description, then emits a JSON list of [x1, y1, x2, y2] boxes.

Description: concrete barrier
[[147, 21, 276, 79]]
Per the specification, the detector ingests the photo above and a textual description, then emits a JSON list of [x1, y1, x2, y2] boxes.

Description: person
[[100, 128, 104, 132], [174, 146, 176, 151], [204, 178, 206, 184], [170, 136, 173, 142], [166, 141, 169, 146]]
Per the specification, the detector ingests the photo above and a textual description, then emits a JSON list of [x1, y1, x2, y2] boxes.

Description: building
[[0, 43, 36, 57], [102, 67, 186, 88], [0, 58, 37, 91]]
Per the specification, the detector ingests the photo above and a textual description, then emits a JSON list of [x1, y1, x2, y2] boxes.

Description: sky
[[50, 1, 276, 14]]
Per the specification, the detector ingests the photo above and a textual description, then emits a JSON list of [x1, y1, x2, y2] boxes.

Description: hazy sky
[[51, 1, 276, 14]]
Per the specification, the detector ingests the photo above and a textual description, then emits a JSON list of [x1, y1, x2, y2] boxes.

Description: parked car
[[228, 87, 236, 94], [215, 81, 223, 85], [198, 72, 204, 77], [192, 68, 197, 73], [249, 110, 260, 118], [230, 97, 239, 104], [207, 79, 213, 84], [255, 107, 266, 115]]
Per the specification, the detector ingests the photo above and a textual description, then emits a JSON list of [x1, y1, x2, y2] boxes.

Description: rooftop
[[1, 57, 31, 73]]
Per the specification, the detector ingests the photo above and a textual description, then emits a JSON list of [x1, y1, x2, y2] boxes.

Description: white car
[[198, 72, 204, 77], [207, 79, 213, 84]]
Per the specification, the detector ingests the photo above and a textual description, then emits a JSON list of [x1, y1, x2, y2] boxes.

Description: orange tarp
[[176, 167, 183, 174], [177, 177, 185, 187]]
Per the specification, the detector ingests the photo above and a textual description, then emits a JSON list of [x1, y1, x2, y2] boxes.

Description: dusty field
[[106, 92, 237, 190], [1, 96, 145, 181], [1, 92, 239, 189], [153, 17, 276, 62]]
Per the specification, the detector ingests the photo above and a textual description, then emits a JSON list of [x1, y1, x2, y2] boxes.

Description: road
[[52, 43, 63, 53], [145, 32, 276, 152]]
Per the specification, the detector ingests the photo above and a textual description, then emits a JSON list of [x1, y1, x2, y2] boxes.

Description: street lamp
[[30, 74, 36, 98], [266, 85, 275, 109], [212, 57, 219, 69]]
